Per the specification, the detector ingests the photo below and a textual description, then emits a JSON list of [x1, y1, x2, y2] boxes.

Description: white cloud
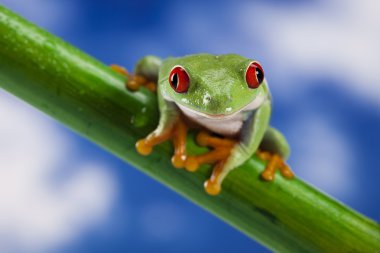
[[288, 116, 355, 198], [238, 0, 380, 105], [0, 90, 117, 253]]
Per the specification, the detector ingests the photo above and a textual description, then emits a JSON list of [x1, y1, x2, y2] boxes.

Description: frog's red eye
[[245, 61, 264, 89], [169, 66, 190, 93]]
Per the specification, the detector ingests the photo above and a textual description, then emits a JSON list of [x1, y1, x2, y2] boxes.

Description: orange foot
[[135, 118, 189, 169], [185, 131, 236, 195], [256, 150, 294, 181], [110, 64, 157, 92]]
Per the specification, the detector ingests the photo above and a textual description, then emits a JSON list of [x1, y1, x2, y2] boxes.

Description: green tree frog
[[114, 54, 294, 195]]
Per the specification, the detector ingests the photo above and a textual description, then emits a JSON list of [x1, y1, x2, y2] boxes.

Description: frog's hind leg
[[132, 55, 162, 92], [128, 75, 156, 92], [137, 117, 190, 169], [110, 56, 161, 92], [110, 64, 129, 76], [110, 64, 144, 91], [257, 127, 294, 181]]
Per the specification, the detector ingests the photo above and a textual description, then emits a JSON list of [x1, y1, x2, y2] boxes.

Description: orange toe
[[259, 152, 295, 181], [136, 139, 152, 155], [145, 82, 157, 92], [280, 165, 295, 179], [185, 157, 200, 172], [110, 64, 129, 76], [261, 169, 275, 181], [171, 154, 187, 169], [204, 180, 221, 195]]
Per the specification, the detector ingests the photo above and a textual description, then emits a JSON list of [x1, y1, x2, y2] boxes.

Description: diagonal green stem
[[0, 6, 379, 253]]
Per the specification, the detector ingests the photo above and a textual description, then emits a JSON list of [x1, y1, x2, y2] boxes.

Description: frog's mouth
[[177, 93, 266, 120]]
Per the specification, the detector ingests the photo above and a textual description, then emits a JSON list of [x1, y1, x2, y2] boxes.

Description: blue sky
[[0, 0, 379, 252]]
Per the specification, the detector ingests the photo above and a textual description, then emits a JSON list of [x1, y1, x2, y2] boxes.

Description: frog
[[111, 54, 294, 195]]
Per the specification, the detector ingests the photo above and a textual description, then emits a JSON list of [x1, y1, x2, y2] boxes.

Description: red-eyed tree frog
[[112, 54, 294, 195]]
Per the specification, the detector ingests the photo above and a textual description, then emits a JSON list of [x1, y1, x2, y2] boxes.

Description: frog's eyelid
[[170, 64, 186, 71], [170, 65, 191, 78], [159, 66, 191, 83]]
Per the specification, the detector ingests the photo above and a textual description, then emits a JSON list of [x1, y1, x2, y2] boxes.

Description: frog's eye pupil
[[256, 69, 264, 84], [171, 73, 178, 89], [246, 61, 264, 89], [169, 66, 190, 93]]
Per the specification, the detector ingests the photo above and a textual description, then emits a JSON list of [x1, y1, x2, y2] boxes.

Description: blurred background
[[0, 0, 379, 252]]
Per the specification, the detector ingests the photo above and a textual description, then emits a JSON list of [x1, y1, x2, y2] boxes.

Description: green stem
[[0, 6, 379, 252]]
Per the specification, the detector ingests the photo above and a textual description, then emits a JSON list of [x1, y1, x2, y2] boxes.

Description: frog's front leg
[[136, 116, 189, 168], [184, 102, 271, 194], [187, 101, 292, 195], [183, 131, 236, 195], [136, 126, 174, 155], [185, 131, 235, 172], [135, 83, 190, 169], [171, 118, 189, 168]]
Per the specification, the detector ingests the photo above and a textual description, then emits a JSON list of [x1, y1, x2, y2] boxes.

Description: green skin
[[135, 54, 290, 185]]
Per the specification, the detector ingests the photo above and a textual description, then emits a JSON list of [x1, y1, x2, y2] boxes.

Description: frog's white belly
[[180, 107, 244, 136], [176, 95, 265, 136]]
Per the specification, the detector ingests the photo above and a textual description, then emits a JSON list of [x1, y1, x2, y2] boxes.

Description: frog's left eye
[[245, 61, 264, 89], [169, 66, 190, 93]]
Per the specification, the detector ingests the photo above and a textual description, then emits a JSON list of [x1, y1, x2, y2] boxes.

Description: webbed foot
[[185, 131, 237, 195], [256, 150, 294, 181], [110, 64, 157, 92]]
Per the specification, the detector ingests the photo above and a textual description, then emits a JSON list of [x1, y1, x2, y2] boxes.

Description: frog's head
[[159, 54, 268, 118]]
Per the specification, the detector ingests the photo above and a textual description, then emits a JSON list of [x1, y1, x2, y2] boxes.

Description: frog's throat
[[175, 93, 266, 120]]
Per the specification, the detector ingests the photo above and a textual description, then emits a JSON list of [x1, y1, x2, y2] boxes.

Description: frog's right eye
[[169, 66, 190, 93], [246, 61, 264, 89]]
